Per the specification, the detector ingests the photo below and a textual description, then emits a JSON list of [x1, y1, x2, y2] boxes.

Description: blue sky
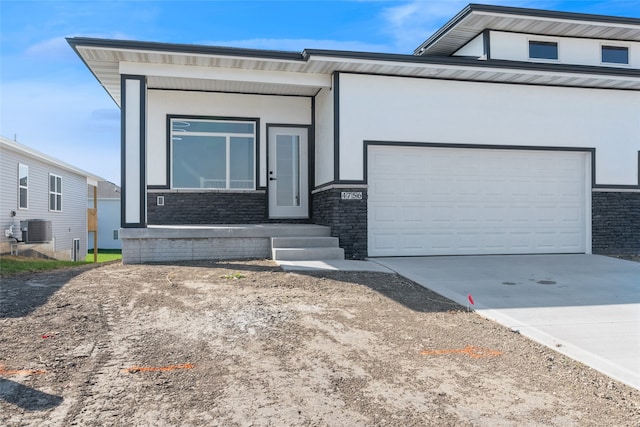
[[1, 0, 639, 185]]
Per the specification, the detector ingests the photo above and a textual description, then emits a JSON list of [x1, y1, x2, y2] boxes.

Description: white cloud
[[25, 36, 75, 60], [379, 0, 556, 52], [380, 0, 470, 51]]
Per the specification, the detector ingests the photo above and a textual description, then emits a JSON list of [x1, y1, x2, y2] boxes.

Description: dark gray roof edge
[[66, 37, 640, 93], [413, 3, 640, 55], [66, 37, 306, 61], [306, 50, 640, 78]]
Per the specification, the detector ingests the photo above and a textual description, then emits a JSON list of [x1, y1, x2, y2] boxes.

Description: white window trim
[[49, 173, 63, 212], [170, 118, 257, 191], [528, 38, 560, 63], [600, 43, 630, 67], [18, 163, 28, 210]]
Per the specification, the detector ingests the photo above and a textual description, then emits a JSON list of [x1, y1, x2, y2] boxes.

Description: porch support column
[[121, 75, 147, 228]]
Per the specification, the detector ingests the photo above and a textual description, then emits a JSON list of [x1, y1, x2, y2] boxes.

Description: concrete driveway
[[373, 255, 640, 390]]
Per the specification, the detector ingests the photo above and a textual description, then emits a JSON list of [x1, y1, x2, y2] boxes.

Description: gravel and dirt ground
[[1, 259, 639, 426]]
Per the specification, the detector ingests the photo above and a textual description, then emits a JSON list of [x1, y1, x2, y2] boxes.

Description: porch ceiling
[[69, 38, 640, 107]]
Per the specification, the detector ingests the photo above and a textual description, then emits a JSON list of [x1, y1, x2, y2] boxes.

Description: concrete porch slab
[[120, 224, 333, 264]]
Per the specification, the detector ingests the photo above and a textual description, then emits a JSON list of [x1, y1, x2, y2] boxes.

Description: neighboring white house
[[68, 3, 640, 263], [0, 136, 102, 260], [88, 181, 122, 250]]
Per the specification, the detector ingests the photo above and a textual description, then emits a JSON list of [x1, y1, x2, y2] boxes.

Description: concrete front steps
[[271, 236, 345, 261]]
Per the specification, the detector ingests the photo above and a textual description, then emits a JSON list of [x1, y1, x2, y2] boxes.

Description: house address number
[[341, 191, 363, 200]]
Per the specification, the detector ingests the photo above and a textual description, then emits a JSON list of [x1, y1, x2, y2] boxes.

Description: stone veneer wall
[[592, 191, 640, 255], [147, 191, 311, 225], [312, 187, 367, 259]]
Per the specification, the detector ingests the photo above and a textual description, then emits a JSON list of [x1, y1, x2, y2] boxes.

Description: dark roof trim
[[413, 4, 475, 55], [469, 3, 640, 25], [67, 37, 640, 85], [307, 50, 640, 78], [414, 3, 640, 55], [67, 37, 305, 61]]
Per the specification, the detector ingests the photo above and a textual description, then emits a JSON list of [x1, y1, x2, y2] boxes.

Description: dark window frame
[[529, 40, 559, 60], [601, 45, 629, 65], [169, 116, 258, 191]]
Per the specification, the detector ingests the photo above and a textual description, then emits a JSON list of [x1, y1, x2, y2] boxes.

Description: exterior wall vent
[[20, 219, 53, 243]]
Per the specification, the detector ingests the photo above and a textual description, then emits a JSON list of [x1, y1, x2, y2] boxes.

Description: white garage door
[[368, 146, 589, 256]]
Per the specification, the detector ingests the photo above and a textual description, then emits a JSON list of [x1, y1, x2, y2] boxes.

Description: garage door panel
[[368, 146, 588, 256]]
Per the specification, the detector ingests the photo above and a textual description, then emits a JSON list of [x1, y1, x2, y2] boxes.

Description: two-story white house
[[68, 4, 639, 264], [1, 136, 102, 260]]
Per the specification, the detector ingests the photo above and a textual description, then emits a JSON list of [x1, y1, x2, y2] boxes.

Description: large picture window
[[49, 173, 62, 211], [171, 118, 256, 190], [18, 164, 28, 209]]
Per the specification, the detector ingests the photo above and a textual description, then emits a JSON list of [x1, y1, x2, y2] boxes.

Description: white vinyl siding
[[368, 146, 589, 257], [0, 143, 89, 259]]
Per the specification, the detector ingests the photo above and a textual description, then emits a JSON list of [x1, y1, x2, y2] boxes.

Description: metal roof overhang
[[415, 4, 640, 56], [67, 37, 640, 108]]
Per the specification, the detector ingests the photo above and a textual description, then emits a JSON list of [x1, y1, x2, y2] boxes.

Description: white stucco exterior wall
[[453, 33, 485, 58], [147, 90, 312, 188], [314, 87, 335, 186], [338, 73, 640, 185], [490, 31, 640, 68]]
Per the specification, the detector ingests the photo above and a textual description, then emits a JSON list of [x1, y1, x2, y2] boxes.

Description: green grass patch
[[85, 249, 122, 263], [0, 256, 90, 277], [0, 250, 122, 277]]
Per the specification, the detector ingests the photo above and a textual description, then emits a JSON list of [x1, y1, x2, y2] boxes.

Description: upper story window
[[529, 41, 558, 60], [18, 163, 28, 209], [602, 45, 629, 65], [49, 173, 62, 211], [170, 117, 256, 190]]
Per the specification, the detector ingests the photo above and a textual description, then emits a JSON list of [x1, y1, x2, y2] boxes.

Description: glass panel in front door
[[276, 134, 300, 207]]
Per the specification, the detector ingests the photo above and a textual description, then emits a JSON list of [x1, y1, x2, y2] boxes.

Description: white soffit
[[72, 41, 640, 108], [416, 6, 640, 56]]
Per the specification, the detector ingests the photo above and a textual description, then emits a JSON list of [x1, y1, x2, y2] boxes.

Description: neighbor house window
[[529, 41, 558, 60], [18, 164, 28, 209], [602, 45, 629, 64], [171, 118, 256, 190], [113, 229, 120, 240], [49, 174, 62, 211]]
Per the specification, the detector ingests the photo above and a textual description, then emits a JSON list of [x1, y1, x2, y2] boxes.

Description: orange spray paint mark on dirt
[[421, 345, 503, 359], [121, 363, 194, 374], [0, 364, 47, 375]]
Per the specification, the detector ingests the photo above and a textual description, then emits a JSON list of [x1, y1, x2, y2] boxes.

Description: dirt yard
[[1, 260, 638, 426]]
